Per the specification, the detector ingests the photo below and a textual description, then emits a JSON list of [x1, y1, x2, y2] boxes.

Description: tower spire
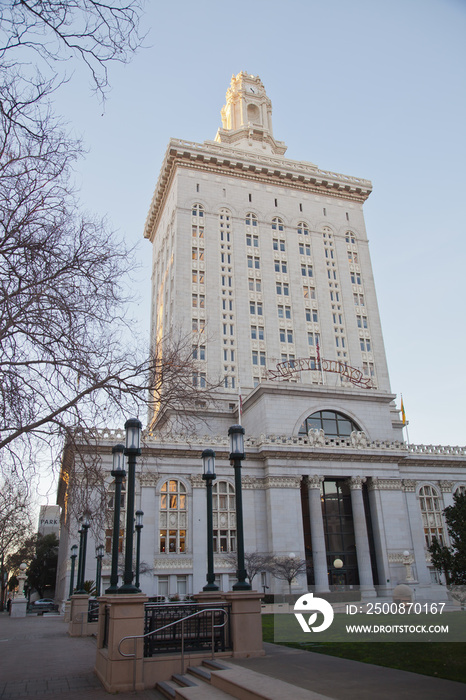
[[215, 71, 287, 155]]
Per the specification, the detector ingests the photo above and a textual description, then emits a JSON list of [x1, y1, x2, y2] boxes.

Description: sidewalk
[[1, 611, 465, 699]]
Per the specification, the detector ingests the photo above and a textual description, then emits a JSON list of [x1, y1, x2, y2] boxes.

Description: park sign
[[38, 505, 61, 537]]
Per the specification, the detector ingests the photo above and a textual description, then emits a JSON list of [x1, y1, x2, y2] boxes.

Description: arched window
[[212, 481, 236, 553], [271, 217, 284, 232], [297, 221, 309, 236], [192, 203, 205, 218], [298, 410, 359, 438], [345, 231, 356, 244], [245, 212, 258, 226], [159, 480, 187, 553], [419, 485, 445, 547], [454, 485, 466, 496]]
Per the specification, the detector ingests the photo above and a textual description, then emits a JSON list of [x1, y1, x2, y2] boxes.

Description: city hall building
[[56, 72, 465, 604]]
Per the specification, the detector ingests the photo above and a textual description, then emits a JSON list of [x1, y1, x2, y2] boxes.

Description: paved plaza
[[0, 611, 465, 699]]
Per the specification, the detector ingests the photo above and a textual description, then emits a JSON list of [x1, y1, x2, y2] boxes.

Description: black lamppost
[[106, 443, 126, 594], [135, 510, 144, 591], [75, 512, 91, 594], [95, 544, 104, 597], [202, 449, 219, 592], [228, 425, 251, 591], [69, 545, 78, 598], [119, 418, 142, 594]]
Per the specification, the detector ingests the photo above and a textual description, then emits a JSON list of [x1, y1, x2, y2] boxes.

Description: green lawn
[[262, 614, 466, 684]]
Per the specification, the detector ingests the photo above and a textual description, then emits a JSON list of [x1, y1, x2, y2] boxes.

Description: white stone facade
[[56, 73, 465, 604]]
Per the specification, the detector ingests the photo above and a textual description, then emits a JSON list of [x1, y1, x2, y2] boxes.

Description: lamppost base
[[117, 584, 141, 594], [232, 581, 252, 591], [105, 585, 119, 594], [202, 583, 220, 592]]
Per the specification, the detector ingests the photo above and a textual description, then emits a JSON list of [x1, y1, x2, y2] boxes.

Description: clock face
[[248, 85, 256, 94]]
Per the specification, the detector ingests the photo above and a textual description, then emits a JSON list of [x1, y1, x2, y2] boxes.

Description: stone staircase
[[155, 658, 334, 700]]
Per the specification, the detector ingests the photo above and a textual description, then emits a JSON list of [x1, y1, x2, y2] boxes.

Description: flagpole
[[401, 394, 410, 446]]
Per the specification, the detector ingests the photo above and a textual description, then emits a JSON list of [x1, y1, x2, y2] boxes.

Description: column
[[348, 476, 376, 598], [307, 476, 330, 593]]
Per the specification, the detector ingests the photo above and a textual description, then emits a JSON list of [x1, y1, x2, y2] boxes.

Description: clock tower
[[215, 71, 287, 155]]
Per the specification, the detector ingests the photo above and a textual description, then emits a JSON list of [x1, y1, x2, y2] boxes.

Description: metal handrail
[[118, 607, 229, 690]]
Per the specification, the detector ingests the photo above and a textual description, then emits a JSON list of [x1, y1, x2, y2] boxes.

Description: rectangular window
[[192, 271, 198, 283], [158, 575, 169, 597], [285, 306, 291, 319], [279, 328, 286, 343], [276, 283, 282, 295], [177, 575, 187, 596], [258, 326, 264, 340], [274, 261, 280, 272], [260, 352, 266, 366], [277, 305, 284, 319], [252, 350, 258, 365], [287, 330, 293, 344], [257, 303, 263, 315]]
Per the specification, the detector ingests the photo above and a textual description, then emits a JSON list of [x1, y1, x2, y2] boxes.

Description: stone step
[[157, 658, 336, 700]]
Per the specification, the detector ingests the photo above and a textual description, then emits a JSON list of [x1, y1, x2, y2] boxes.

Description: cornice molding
[[368, 478, 403, 491], [144, 139, 373, 240]]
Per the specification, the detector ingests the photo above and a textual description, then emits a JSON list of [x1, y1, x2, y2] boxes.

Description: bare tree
[[0, 477, 34, 609], [0, 1, 144, 99], [268, 555, 308, 595], [225, 551, 274, 587], [0, 4, 219, 482]]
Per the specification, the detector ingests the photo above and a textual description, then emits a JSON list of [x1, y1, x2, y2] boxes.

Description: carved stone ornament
[[139, 473, 160, 487], [351, 430, 368, 448], [308, 428, 325, 447], [242, 476, 264, 489], [189, 475, 205, 488], [307, 475, 324, 490], [348, 476, 366, 490], [388, 552, 413, 564], [439, 480, 454, 493], [402, 480, 417, 492], [368, 478, 403, 491], [265, 476, 302, 489], [154, 557, 193, 569]]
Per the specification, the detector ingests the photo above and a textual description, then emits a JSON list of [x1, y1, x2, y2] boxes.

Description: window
[[279, 328, 286, 343], [160, 480, 187, 554], [306, 309, 318, 323], [177, 575, 187, 596], [246, 212, 258, 226], [158, 575, 169, 597], [419, 485, 445, 547], [301, 264, 313, 278], [303, 286, 316, 300], [348, 251, 359, 264], [246, 233, 259, 247], [248, 278, 261, 292], [307, 332, 320, 347], [192, 345, 205, 361], [297, 222, 309, 236], [192, 372, 206, 387], [253, 350, 266, 366], [351, 272, 362, 285], [299, 410, 359, 437], [345, 233, 356, 244], [213, 481, 236, 553], [359, 338, 371, 352], [247, 256, 260, 269], [274, 261, 287, 273], [249, 302, 263, 316], [362, 362, 375, 377], [356, 315, 368, 329], [271, 217, 284, 232], [192, 204, 204, 218]]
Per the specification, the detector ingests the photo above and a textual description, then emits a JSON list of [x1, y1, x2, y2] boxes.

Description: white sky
[[37, 0, 465, 507]]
